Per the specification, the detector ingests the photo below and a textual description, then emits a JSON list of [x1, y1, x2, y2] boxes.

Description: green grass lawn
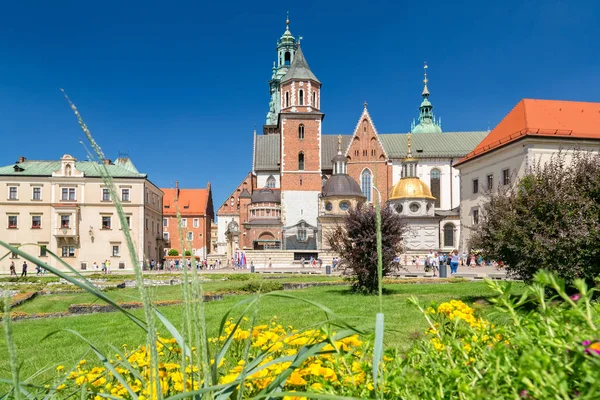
[[0, 278, 520, 388]]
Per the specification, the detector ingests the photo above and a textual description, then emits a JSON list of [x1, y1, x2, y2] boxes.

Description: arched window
[[298, 124, 305, 139], [285, 92, 290, 108], [266, 175, 276, 188], [284, 51, 291, 66], [312, 92, 316, 107], [298, 152, 305, 171], [361, 169, 372, 202], [299, 89, 304, 105], [443, 223, 455, 247], [430, 168, 441, 208], [65, 164, 72, 176]]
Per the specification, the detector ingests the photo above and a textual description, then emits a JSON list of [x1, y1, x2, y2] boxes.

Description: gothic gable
[[217, 172, 255, 216], [344, 106, 388, 163]]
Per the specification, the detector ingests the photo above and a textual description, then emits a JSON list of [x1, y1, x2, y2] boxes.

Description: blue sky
[[1, 0, 598, 211]]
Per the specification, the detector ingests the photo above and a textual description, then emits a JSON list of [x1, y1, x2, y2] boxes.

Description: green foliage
[[0, 276, 59, 283], [327, 203, 406, 294], [391, 271, 600, 399], [183, 250, 192, 257], [239, 280, 283, 293], [167, 249, 179, 256], [472, 151, 600, 285]]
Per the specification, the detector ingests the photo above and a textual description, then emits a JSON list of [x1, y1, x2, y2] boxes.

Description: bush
[[472, 151, 600, 285], [390, 271, 600, 398], [184, 250, 192, 257], [167, 249, 179, 256], [239, 280, 283, 293], [327, 202, 405, 293]]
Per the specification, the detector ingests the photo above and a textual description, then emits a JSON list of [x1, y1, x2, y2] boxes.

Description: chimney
[[103, 159, 112, 165], [18, 156, 26, 164]]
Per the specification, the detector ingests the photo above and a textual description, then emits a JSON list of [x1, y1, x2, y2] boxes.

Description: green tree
[[471, 151, 600, 285], [167, 249, 179, 256], [327, 203, 405, 294]]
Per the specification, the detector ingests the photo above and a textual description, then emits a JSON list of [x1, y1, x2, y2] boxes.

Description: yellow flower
[[56, 384, 66, 391], [56, 365, 64, 372]]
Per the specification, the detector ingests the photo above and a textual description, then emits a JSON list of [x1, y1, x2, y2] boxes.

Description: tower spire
[[337, 134, 342, 155], [422, 62, 430, 97], [407, 132, 413, 158]]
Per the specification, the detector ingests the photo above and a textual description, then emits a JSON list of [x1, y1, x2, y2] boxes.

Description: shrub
[[239, 280, 283, 293], [184, 250, 192, 257], [327, 202, 405, 293], [472, 151, 600, 285], [167, 249, 179, 256]]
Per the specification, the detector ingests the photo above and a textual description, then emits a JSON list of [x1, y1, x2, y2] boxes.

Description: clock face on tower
[[228, 221, 239, 233]]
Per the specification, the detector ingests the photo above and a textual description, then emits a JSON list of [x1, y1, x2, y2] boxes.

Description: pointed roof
[[455, 99, 600, 166], [281, 46, 320, 84], [162, 188, 210, 216], [343, 103, 389, 160]]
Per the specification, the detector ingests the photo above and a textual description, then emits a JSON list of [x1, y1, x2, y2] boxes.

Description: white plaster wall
[[256, 172, 280, 188], [216, 215, 239, 251], [281, 191, 320, 227], [403, 219, 440, 251]]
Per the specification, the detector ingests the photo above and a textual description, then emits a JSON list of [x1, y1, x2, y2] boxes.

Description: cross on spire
[[363, 101, 368, 109]]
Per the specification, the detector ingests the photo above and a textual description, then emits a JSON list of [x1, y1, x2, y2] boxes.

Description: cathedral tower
[[279, 44, 323, 232], [411, 63, 443, 134], [265, 15, 298, 127]]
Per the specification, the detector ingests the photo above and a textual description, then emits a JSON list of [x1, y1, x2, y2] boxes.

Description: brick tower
[[278, 45, 323, 232]]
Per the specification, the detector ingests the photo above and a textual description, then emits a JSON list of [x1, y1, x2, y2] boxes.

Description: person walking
[[450, 250, 460, 275], [9, 261, 16, 276], [21, 261, 28, 277], [268, 258, 273, 268], [106, 259, 112, 274]]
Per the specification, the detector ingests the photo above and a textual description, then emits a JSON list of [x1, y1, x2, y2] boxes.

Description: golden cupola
[[388, 133, 436, 201]]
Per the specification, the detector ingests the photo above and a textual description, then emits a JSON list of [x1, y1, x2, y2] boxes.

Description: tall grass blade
[[3, 292, 21, 400], [372, 312, 384, 390]]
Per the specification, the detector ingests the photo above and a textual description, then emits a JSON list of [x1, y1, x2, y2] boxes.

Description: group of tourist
[[92, 260, 113, 274], [8, 260, 45, 277]]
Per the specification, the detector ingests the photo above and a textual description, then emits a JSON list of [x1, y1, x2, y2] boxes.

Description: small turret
[[411, 62, 443, 134]]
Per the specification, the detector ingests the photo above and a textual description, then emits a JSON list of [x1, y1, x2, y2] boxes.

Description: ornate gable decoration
[[52, 154, 84, 177], [343, 104, 389, 161]]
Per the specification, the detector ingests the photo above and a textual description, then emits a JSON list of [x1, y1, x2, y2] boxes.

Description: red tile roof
[[456, 99, 600, 165], [162, 188, 209, 216]]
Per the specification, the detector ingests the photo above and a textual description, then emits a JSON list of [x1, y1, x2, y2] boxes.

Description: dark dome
[[331, 153, 346, 163], [322, 174, 365, 198], [251, 188, 281, 203]]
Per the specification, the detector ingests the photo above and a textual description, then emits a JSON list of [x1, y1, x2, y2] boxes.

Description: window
[[80, 262, 87, 270], [32, 215, 41, 229], [65, 164, 72, 176], [39, 245, 47, 257], [503, 169, 510, 185], [61, 187, 76, 201], [10, 244, 19, 259], [9, 186, 17, 200], [187, 232, 193, 241], [371, 149, 376, 157], [102, 188, 111, 201], [361, 169, 372, 202], [266, 175, 276, 188], [410, 202, 420, 213], [145, 218, 149, 230], [122, 188, 130, 201], [339, 201, 350, 211], [297, 224, 307, 241], [163, 232, 170, 240], [193, 218, 199, 228], [325, 202, 333, 211], [395, 204, 403, 213], [62, 246, 75, 257], [32, 187, 41, 200], [119, 262, 126, 269], [284, 51, 291, 65], [163, 218, 168, 227], [298, 152, 304, 170], [61, 215, 70, 228], [363, 150, 367, 157], [8, 216, 18, 229], [487, 174, 494, 190], [312, 92, 316, 107], [102, 216, 111, 230], [443, 223, 455, 247], [181, 218, 187, 228], [285, 92, 290, 108], [125, 216, 131, 229], [354, 150, 359, 157], [298, 124, 305, 139], [473, 209, 480, 225], [298, 89, 304, 105], [430, 168, 441, 208], [473, 179, 479, 194], [112, 245, 120, 257]]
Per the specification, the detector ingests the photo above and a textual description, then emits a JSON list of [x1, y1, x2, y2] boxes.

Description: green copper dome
[[411, 63, 442, 134]]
